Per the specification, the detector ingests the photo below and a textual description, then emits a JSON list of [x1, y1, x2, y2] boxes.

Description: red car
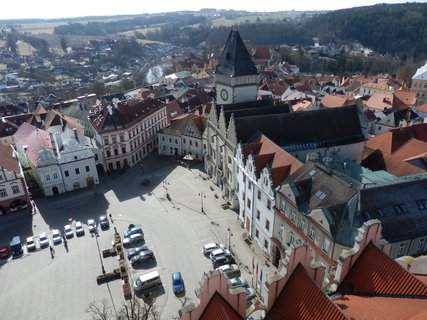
[[0, 246, 10, 259]]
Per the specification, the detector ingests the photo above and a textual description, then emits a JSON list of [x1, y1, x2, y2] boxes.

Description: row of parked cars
[[203, 242, 256, 302], [0, 215, 110, 259], [124, 225, 185, 296]]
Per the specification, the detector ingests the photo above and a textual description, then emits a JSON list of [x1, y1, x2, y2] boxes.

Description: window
[[122, 147, 126, 154], [265, 219, 270, 231], [255, 229, 259, 238], [227, 156, 231, 164], [53, 172, 58, 179], [267, 199, 271, 210], [393, 204, 408, 215], [112, 136, 117, 143], [12, 185, 19, 194], [162, 136, 165, 141], [300, 219, 305, 231], [289, 231, 294, 245], [114, 149, 119, 156], [0, 174, 4, 181], [398, 243, 405, 256], [106, 150, 111, 158], [264, 239, 269, 249], [256, 210, 260, 220], [120, 135, 125, 142], [279, 198, 286, 211], [416, 199, 427, 210], [417, 239, 425, 252], [257, 190, 261, 200], [104, 137, 109, 145], [65, 170, 69, 177], [190, 140, 192, 146], [248, 182, 251, 190], [195, 141, 198, 147], [46, 174, 51, 181], [247, 198, 251, 209], [309, 226, 315, 240], [0, 188, 7, 197], [323, 238, 331, 254], [175, 139, 178, 144], [86, 166, 90, 172], [75, 168, 80, 175], [291, 211, 296, 223], [278, 223, 285, 238]]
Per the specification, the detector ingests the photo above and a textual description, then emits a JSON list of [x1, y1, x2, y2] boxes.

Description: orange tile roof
[[0, 144, 20, 174], [199, 291, 244, 320], [334, 295, 427, 320], [244, 134, 303, 187], [321, 94, 355, 108], [338, 242, 427, 296], [265, 264, 349, 320], [415, 102, 427, 113], [365, 92, 394, 111]]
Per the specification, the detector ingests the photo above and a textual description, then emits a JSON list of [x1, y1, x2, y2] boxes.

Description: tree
[[119, 296, 160, 320], [86, 299, 113, 320], [60, 37, 67, 53]]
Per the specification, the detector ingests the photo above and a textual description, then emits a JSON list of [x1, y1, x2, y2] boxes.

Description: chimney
[[73, 128, 79, 141]]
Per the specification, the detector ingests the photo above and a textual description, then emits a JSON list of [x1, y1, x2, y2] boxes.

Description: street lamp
[[163, 179, 170, 201], [227, 227, 233, 252], [93, 229, 105, 275]]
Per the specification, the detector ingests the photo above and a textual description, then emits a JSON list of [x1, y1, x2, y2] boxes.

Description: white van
[[134, 271, 162, 293], [209, 248, 231, 260]]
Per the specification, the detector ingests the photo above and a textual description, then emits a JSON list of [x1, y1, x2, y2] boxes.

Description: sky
[[1, 0, 426, 20]]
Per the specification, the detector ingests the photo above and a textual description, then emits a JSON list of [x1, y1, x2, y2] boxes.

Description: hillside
[[304, 3, 427, 59]]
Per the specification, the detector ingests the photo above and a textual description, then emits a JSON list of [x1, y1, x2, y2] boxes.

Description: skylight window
[[309, 169, 316, 176]]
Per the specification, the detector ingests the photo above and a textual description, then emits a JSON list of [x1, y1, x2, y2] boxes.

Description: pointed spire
[[215, 28, 258, 77]]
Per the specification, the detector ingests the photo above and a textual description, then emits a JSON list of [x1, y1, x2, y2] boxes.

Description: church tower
[[215, 27, 259, 105]]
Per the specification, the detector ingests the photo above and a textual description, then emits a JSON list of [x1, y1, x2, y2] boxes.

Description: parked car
[[123, 233, 145, 249], [39, 233, 49, 248], [52, 229, 62, 245], [209, 248, 231, 261], [203, 242, 225, 256], [75, 221, 85, 236], [172, 272, 185, 295], [127, 245, 149, 260], [212, 255, 235, 269], [0, 245, 10, 259], [10, 236, 23, 258], [245, 287, 256, 301], [87, 219, 97, 233], [130, 250, 155, 267], [64, 224, 74, 238], [99, 215, 109, 230], [229, 276, 248, 289], [134, 271, 161, 293], [216, 264, 240, 278], [26, 236, 36, 252], [124, 225, 144, 238]]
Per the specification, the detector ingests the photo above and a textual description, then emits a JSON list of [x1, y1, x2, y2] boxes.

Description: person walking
[[49, 246, 55, 259]]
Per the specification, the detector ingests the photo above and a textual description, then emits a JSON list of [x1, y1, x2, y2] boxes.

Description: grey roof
[[215, 28, 258, 77], [359, 178, 427, 242], [234, 104, 365, 148]]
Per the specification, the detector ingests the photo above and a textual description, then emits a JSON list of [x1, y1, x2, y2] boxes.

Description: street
[[0, 154, 274, 319]]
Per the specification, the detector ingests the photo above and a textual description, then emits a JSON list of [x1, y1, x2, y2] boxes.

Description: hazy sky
[[1, 0, 426, 20]]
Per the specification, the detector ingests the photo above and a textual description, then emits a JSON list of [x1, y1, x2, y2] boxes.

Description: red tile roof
[[265, 264, 349, 320], [243, 134, 303, 187], [321, 94, 355, 108], [338, 242, 427, 296], [0, 144, 20, 174], [199, 291, 244, 320], [415, 102, 427, 113], [334, 295, 427, 320]]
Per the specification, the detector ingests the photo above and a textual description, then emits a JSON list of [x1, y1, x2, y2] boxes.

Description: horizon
[[1, 0, 426, 20]]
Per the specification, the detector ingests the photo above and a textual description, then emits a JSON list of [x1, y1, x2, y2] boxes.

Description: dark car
[[123, 233, 145, 249], [212, 255, 235, 269], [172, 272, 185, 295], [124, 226, 144, 238], [0, 246, 10, 259], [99, 215, 110, 230], [130, 250, 155, 267], [127, 245, 149, 260]]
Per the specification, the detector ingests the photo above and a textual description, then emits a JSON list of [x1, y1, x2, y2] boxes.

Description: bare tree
[[86, 299, 113, 320], [119, 296, 160, 320]]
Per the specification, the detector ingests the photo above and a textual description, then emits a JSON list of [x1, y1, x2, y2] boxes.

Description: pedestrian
[[109, 213, 113, 223], [49, 246, 55, 259]]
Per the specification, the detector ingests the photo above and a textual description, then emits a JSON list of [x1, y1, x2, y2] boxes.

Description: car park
[[124, 225, 144, 238], [87, 219, 97, 233], [127, 245, 149, 260], [172, 272, 185, 295], [229, 276, 248, 289], [123, 233, 145, 249], [75, 221, 85, 236], [99, 215, 110, 230], [209, 248, 231, 261], [212, 255, 235, 269], [26, 236, 36, 252], [64, 224, 74, 238], [203, 242, 225, 256], [245, 287, 256, 301], [0, 245, 10, 259], [39, 233, 49, 248], [130, 250, 155, 267], [52, 229, 62, 245]]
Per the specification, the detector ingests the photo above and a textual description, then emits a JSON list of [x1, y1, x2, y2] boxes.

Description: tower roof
[[215, 28, 258, 77]]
